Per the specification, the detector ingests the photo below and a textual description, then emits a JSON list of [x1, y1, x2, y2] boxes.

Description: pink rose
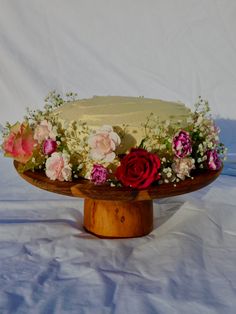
[[34, 120, 56, 143], [88, 125, 121, 162], [206, 150, 222, 170], [45, 152, 72, 181], [3, 122, 36, 163], [172, 130, 192, 158], [43, 139, 57, 155], [172, 157, 195, 180]]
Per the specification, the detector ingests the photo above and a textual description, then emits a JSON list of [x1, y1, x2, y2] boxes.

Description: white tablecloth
[[0, 153, 236, 313]]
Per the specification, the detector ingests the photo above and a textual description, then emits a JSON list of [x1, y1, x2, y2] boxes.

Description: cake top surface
[[56, 96, 191, 126]]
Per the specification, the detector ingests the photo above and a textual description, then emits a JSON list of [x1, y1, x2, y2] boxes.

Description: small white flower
[[196, 115, 203, 125], [167, 172, 172, 178]]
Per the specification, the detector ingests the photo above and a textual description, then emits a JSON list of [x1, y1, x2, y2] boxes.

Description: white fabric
[[1, 1, 236, 313], [0, 154, 236, 313], [1, 0, 236, 125]]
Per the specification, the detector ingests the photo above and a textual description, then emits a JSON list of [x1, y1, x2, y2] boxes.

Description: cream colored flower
[[172, 157, 195, 180], [88, 125, 121, 162], [45, 152, 72, 181], [34, 120, 56, 143]]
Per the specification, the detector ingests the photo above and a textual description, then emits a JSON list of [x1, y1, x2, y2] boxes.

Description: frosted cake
[[55, 96, 191, 154], [2, 92, 225, 189]]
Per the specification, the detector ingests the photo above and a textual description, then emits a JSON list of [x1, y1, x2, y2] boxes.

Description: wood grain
[[84, 199, 153, 238], [14, 161, 222, 201]]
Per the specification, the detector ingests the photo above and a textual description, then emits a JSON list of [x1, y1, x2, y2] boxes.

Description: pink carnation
[[88, 125, 121, 162], [34, 120, 56, 143], [172, 130, 192, 158], [206, 150, 221, 170], [45, 152, 72, 181], [90, 164, 108, 185], [3, 122, 36, 164], [172, 157, 195, 180]]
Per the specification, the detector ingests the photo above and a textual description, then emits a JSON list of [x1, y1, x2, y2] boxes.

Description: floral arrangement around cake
[[1, 92, 226, 189]]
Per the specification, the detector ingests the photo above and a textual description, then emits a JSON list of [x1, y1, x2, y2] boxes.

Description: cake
[[1, 92, 225, 189], [55, 96, 191, 154]]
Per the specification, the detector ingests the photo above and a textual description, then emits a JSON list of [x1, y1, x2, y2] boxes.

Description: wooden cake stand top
[[14, 161, 222, 238], [14, 161, 222, 201]]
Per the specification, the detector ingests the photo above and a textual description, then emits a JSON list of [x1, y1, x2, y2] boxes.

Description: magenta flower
[[43, 139, 57, 155], [172, 130, 192, 158], [91, 164, 108, 185], [206, 150, 222, 170]]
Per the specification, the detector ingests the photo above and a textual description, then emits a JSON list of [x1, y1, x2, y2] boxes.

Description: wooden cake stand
[[14, 161, 222, 238]]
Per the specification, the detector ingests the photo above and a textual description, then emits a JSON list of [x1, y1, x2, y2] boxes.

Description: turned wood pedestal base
[[84, 199, 153, 238], [14, 161, 222, 239]]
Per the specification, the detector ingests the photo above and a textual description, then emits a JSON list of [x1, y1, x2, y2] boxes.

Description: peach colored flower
[[34, 120, 56, 143], [45, 152, 72, 181], [88, 125, 121, 162], [3, 122, 36, 163], [172, 157, 195, 180]]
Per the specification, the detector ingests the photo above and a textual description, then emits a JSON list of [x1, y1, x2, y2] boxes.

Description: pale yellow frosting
[[56, 96, 191, 152]]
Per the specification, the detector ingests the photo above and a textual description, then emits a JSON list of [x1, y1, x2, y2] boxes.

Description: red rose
[[116, 148, 161, 189]]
